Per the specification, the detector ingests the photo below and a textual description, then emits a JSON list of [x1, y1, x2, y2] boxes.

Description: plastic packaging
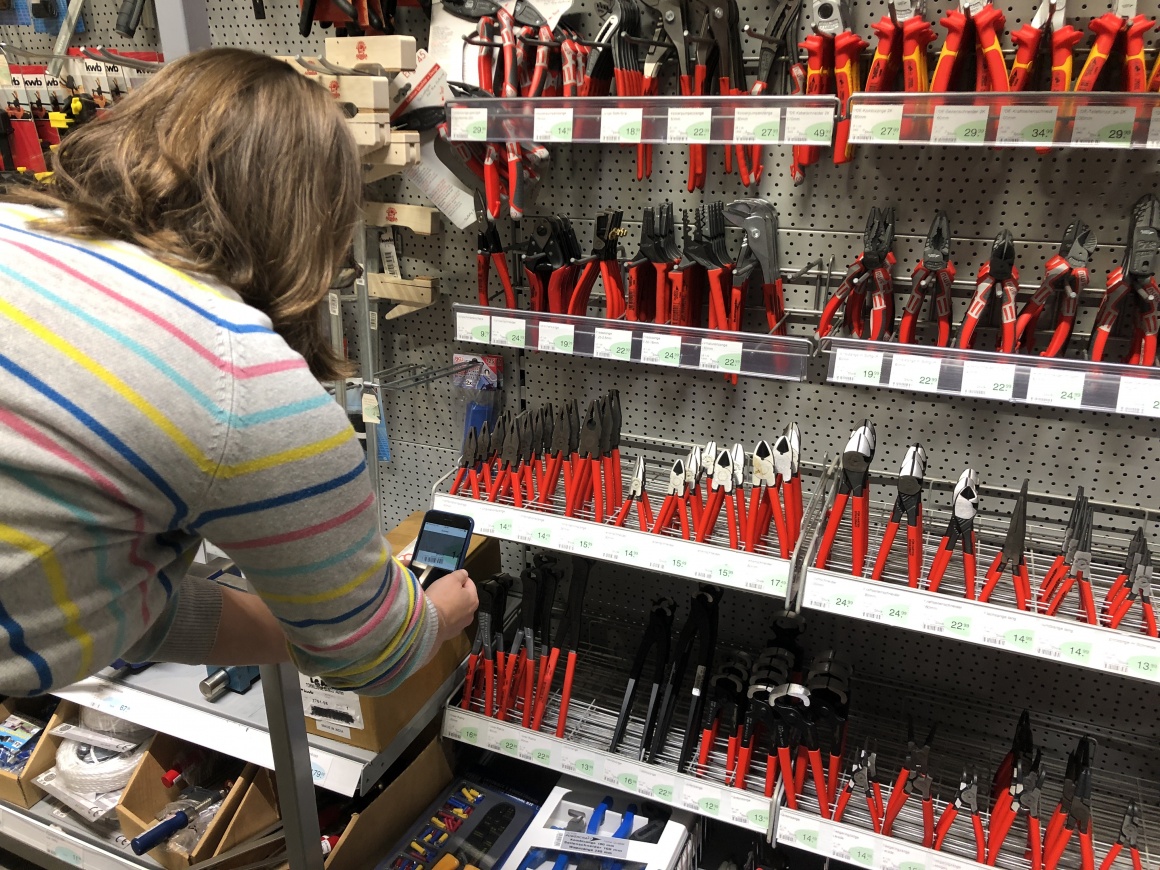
[[55, 737, 147, 794], [79, 706, 151, 743], [453, 353, 504, 448]]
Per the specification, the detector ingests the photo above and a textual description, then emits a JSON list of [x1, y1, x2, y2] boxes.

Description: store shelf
[[0, 797, 155, 870], [847, 92, 1160, 149], [454, 305, 813, 382], [445, 95, 837, 146], [53, 660, 463, 797], [820, 336, 1160, 418]]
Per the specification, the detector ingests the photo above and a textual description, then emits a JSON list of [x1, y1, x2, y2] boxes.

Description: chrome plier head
[[954, 770, 980, 813], [812, 0, 852, 36], [1117, 802, 1142, 849], [626, 455, 648, 498], [752, 440, 777, 488], [685, 446, 703, 487], [730, 443, 746, 488], [701, 441, 718, 482], [899, 443, 928, 485], [724, 199, 780, 286], [922, 212, 952, 272], [785, 422, 801, 475], [665, 458, 688, 496], [952, 468, 980, 520], [709, 448, 734, 493], [844, 420, 877, 469], [772, 434, 794, 483]]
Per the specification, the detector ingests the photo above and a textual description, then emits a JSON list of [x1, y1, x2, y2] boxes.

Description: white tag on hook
[[0, 55, 11, 90]]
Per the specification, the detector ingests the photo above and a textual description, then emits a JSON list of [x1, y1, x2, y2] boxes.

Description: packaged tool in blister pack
[[376, 779, 538, 870], [454, 353, 504, 450]]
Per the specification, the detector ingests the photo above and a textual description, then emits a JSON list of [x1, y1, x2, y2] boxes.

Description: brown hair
[[11, 48, 362, 380]]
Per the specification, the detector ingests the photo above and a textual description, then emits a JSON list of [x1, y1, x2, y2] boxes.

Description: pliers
[[1098, 803, 1143, 870], [881, 721, 936, 845], [451, 427, 486, 499], [746, 440, 791, 558], [539, 401, 577, 506], [933, 770, 985, 862], [988, 752, 1046, 869], [683, 204, 734, 339], [462, 581, 498, 714], [817, 209, 897, 342], [930, 0, 1010, 92], [476, 190, 518, 309], [725, 199, 785, 335], [1074, 0, 1153, 92], [624, 206, 668, 324], [1103, 528, 1157, 636], [741, 0, 802, 185], [872, 444, 927, 587], [695, 447, 741, 548], [958, 230, 1020, 353], [926, 468, 980, 599], [1044, 737, 1096, 857], [524, 216, 582, 315], [609, 597, 674, 757], [698, 667, 746, 778], [899, 212, 956, 347], [1091, 194, 1160, 367], [781, 423, 804, 550], [865, 0, 936, 94], [531, 556, 590, 737], [833, 744, 885, 832], [1008, 0, 1082, 91], [651, 458, 692, 540], [1015, 219, 1097, 357], [979, 480, 1033, 610], [488, 413, 525, 506], [566, 399, 605, 520], [816, 421, 876, 577], [569, 212, 629, 319], [613, 456, 654, 531], [1040, 497, 1096, 624], [1044, 767, 1094, 870]]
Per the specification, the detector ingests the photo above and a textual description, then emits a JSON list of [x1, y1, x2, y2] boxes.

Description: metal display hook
[[374, 359, 482, 391]]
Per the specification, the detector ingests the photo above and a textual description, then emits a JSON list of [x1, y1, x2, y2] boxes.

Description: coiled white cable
[[79, 707, 151, 744], [56, 739, 147, 794]]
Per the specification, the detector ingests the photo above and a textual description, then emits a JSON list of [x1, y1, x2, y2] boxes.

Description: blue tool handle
[[131, 811, 190, 855]]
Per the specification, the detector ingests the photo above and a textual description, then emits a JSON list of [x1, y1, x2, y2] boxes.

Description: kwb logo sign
[[355, 40, 368, 60]]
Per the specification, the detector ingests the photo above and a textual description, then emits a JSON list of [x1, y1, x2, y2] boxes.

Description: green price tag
[[472, 324, 490, 341], [499, 738, 520, 755], [796, 830, 820, 849], [698, 797, 721, 816], [461, 726, 480, 744], [532, 527, 552, 544], [1128, 655, 1160, 677], [850, 846, 875, 866], [901, 861, 926, 870], [1004, 629, 1034, 650], [495, 518, 513, 535], [653, 784, 675, 801], [618, 772, 639, 790], [886, 604, 910, 622], [945, 616, 972, 637], [1061, 641, 1092, 664], [747, 808, 770, 828], [554, 335, 574, 352], [532, 748, 552, 764], [575, 759, 596, 776]]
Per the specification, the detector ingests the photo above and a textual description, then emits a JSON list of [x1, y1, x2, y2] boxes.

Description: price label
[[641, 332, 682, 367], [831, 825, 876, 867], [1148, 107, 1160, 148], [889, 355, 942, 392], [667, 107, 712, 143], [493, 514, 515, 537], [830, 585, 860, 616], [519, 736, 553, 766], [636, 768, 676, 803], [960, 360, 1015, 400], [733, 106, 782, 143], [851, 102, 903, 142], [1071, 105, 1135, 147], [491, 316, 526, 347], [691, 547, 717, 581], [456, 312, 491, 343], [930, 853, 973, 870], [594, 327, 633, 361], [603, 764, 638, 792], [881, 841, 926, 870], [445, 709, 484, 745], [742, 556, 789, 597], [862, 586, 909, 626], [1115, 377, 1160, 417], [533, 107, 574, 142], [560, 524, 598, 555], [979, 610, 1035, 652], [919, 599, 974, 639], [309, 749, 333, 786], [1104, 636, 1160, 681], [538, 321, 575, 354], [45, 832, 84, 867], [699, 338, 744, 373], [784, 107, 834, 144], [930, 104, 990, 144], [680, 781, 725, 817], [832, 348, 884, 385], [1026, 367, 1086, 408], [600, 107, 644, 143], [561, 745, 602, 779], [450, 107, 488, 141], [1034, 626, 1096, 667], [803, 571, 836, 610], [603, 528, 642, 563], [730, 792, 771, 831], [996, 105, 1058, 145]]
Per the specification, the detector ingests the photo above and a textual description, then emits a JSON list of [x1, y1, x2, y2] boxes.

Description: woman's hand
[[425, 570, 479, 646]]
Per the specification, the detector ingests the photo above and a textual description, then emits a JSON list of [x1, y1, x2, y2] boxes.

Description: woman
[[0, 48, 478, 696]]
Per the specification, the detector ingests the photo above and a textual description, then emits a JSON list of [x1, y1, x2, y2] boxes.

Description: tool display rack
[[6, 0, 1160, 864]]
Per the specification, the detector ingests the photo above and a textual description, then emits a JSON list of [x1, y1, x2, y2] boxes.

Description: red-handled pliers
[[461, 584, 496, 713], [872, 444, 927, 587], [1044, 768, 1094, 870], [568, 211, 628, 319], [815, 421, 876, 577], [747, 440, 791, 558], [1090, 194, 1160, 367], [818, 209, 896, 341], [613, 456, 654, 531], [1103, 528, 1157, 636], [988, 753, 1046, 869], [1008, 0, 1081, 91], [651, 457, 693, 539], [531, 557, 589, 736], [934, 771, 985, 862], [979, 480, 1033, 610], [1015, 219, 1096, 357], [696, 447, 741, 548], [1074, 0, 1153, 93], [881, 721, 936, 844], [833, 744, 885, 832], [476, 190, 517, 309], [957, 229, 1020, 353], [899, 212, 955, 347], [1098, 803, 1144, 870], [1039, 500, 1097, 624], [925, 468, 980, 599], [450, 427, 485, 499]]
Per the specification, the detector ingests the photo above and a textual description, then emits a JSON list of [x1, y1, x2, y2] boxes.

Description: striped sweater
[[0, 202, 438, 697]]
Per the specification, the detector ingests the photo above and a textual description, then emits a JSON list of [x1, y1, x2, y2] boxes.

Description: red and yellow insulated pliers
[[1103, 528, 1157, 636], [899, 212, 955, 347], [1090, 194, 1160, 367], [934, 771, 985, 862], [958, 230, 1020, 353], [1008, 0, 1082, 91], [925, 468, 980, 599], [476, 190, 518, 309], [1074, 0, 1153, 93], [872, 444, 927, 587], [817, 209, 896, 341], [930, 0, 1009, 92], [815, 421, 877, 577], [1015, 219, 1096, 357], [979, 480, 1033, 610], [866, 0, 936, 94]]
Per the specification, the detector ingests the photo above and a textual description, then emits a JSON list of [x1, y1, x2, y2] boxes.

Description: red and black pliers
[[539, 401, 577, 506], [696, 447, 741, 548], [624, 206, 670, 324], [934, 771, 985, 862], [568, 211, 628, 320], [461, 583, 496, 714], [816, 421, 876, 577], [817, 209, 896, 341], [979, 480, 1033, 610], [1091, 194, 1160, 367], [652, 458, 693, 539], [524, 216, 582, 315], [957, 229, 1020, 353], [476, 190, 518, 309], [1099, 803, 1144, 870], [451, 427, 486, 499], [566, 398, 606, 521], [1039, 498, 1096, 624], [489, 412, 532, 507], [834, 744, 885, 832], [1044, 767, 1094, 870], [1015, 219, 1096, 357], [531, 557, 589, 736], [899, 212, 955, 347], [872, 444, 927, 587], [1103, 528, 1157, 636], [988, 752, 1046, 869], [740, 0, 801, 186], [926, 468, 980, 598], [613, 456, 654, 531], [781, 424, 804, 551], [725, 199, 786, 336], [881, 722, 936, 845], [683, 203, 734, 339], [1044, 737, 1095, 854]]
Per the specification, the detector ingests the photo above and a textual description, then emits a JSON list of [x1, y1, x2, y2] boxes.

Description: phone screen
[[413, 520, 470, 571]]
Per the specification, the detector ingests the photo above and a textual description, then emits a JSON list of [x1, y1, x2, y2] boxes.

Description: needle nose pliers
[[979, 480, 1033, 610], [1103, 528, 1157, 636]]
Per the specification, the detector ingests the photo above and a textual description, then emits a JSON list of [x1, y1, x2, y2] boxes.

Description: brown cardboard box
[[117, 734, 278, 870], [0, 697, 66, 808], [324, 736, 454, 870], [302, 511, 499, 752]]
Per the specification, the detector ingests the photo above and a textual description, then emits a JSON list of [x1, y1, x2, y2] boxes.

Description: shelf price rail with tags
[[446, 95, 837, 146], [790, 461, 1160, 683], [0, 798, 155, 870], [821, 336, 1160, 419], [454, 304, 813, 382], [53, 660, 462, 797], [847, 92, 1160, 149]]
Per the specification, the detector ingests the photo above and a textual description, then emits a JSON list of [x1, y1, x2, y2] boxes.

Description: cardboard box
[[0, 696, 64, 808], [302, 511, 500, 752], [117, 734, 278, 870]]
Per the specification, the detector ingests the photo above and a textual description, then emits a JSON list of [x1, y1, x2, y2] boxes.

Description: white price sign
[[1148, 107, 1160, 148], [1116, 376, 1160, 417], [742, 556, 789, 597], [830, 825, 877, 867], [533, 107, 574, 142], [456, 312, 491, 343], [960, 360, 1015, 400], [978, 609, 1036, 653], [733, 106, 782, 143], [594, 327, 633, 361], [680, 781, 726, 818], [1103, 635, 1160, 681], [918, 598, 975, 640], [699, 338, 744, 373], [667, 107, 712, 143], [450, 106, 488, 141], [44, 832, 84, 867], [1026, 367, 1085, 408], [538, 321, 575, 353], [559, 521, 599, 556], [1071, 105, 1135, 147], [518, 735, 554, 766], [560, 745, 602, 779], [603, 763, 639, 793], [309, 749, 334, 787], [600, 107, 643, 143], [889, 355, 942, 391], [603, 528, 644, 563], [881, 840, 927, 870], [851, 102, 903, 142], [487, 727, 522, 756], [930, 104, 990, 144], [635, 767, 677, 803], [783, 107, 833, 144], [641, 332, 682, 367], [803, 571, 836, 610], [730, 791, 772, 831], [666, 544, 696, 576], [995, 105, 1058, 145], [832, 348, 884, 385], [444, 708, 486, 745], [1033, 624, 1097, 668], [491, 316, 526, 347]]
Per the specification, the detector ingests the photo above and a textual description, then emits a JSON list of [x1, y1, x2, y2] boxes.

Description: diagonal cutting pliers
[[899, 212, 956, 346], [872, 443, 927, 587], [817, 209, 896, 341], [747, 440, 791, 558], [651, 458, 692, 540], [958, 229, 1020, 353], [1009, 0, 1081, 91], [979, 480, 1034, 610], [1015, 219, 1097, 357], [1091, 194, 1160, 367], [926, 468, 980, 598], [816, 421, 876, 577]]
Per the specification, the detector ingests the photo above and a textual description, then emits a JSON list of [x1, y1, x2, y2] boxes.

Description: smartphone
[[410, 510, 475, 588]]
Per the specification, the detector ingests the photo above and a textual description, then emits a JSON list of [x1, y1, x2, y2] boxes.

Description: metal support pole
[[259, 663, 325, 870], [152, 0, 211, 58], [355, 222, 386, 533]]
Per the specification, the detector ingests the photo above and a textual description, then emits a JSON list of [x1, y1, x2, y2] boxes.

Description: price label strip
[[538, 321, 575, 354], [594, 327, 633, 361], [667, 106, 712, 143], [533, 107, 574, 142], [784, 107, 834, 144], [641, 332, 682, 367], [1071, 105, 1135, 148], [491, 316, 526, 348], [1115, 376, 1160, 417], [930, 104, 990, 144], [960, 360, 1015, 400], [831, 348, 884, 385], [1025, 367, 1086, 409], [733, 106, 782, 143], [995, 105, 1058, 145], [850, 102, 903, 142], [600, 107, 644, 143]]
